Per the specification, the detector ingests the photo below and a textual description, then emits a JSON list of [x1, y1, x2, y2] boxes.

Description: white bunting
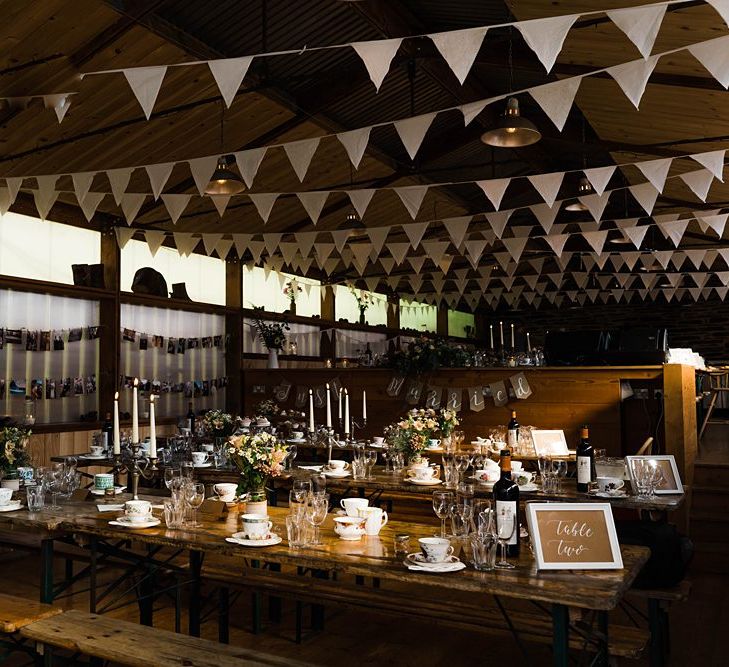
[[284, 137, 320, 182], [681, 169, 715, 202], [607, 5, 666, 59], [367, 226, 390, 256], [544, 233, 569, 256], [477, 178, 511, 210], [528, 172, 564, 207], [33, 189, 58, 220], [331, 229, 350, 254], [389, 242, 410, 264], [578, 192, 610, 222], [115, 226, 136, 250], [379, 256, 395, 275], [430, 27, 488, 84], [622, 224, 649, 248], [515, 14, 578, 72], [439, 256, 454, 274], [247, 240, 265, 264], [395, 185, 429, 219], [655, 250, 673, 270], [249, 193, 279, 222], [337, 127, 371, 169], [717, 286, 729, 301], [529, 76, 582, 130], [670, 251, 686, 271], [530, 202, 560, 234], [79, 192, 105, 222], [691, 149, 726, 181], [121, 193, 146, 225], [144, 163, 174, 199], [394, 112, 436, 160], [659, 219, 689, 247], [464, 239, 487, 269], [210, 195, 231, 217], [5, 178, 21, 204], [582, 230, 609, 254], [279, 242, 298, 267], [71, 172, 95, 203], [443, 216, 471, 248], [493, 252, 511, 272], [583, 165, 616, 196], [351, 38, 403, 91], [502, 237, 528, 262], [161, 194, 192, 224], [716, 271, 729, 286], [403, 221, 429, 249], [408, 255, 426, 274], [528, 257, 545, 275], [688, 35, 729, 88], [460, 99, 494, 126], [485, 209, 513, 238], [202, 234, 223, 257], [422, 240, 450, 266], [145, 230, 166, 257], [700, 213, 728, 237], [124, 66, 166, 119], [208, 56, 253, 107], [607, 55, 659, 108], [107, 168, 133, 206], [294, 232, 316, 259], [347, 189, 375, 219], [297, 191, 329, 225], [232, 234, 251, 258], [262, 233, 283, 256], [636, 157, 672, 192], [314, 242, 334, 266], [684, 249, 707, 270], [629, 181, 659, 214], [188, 156, 219, 196], [44, 93, 72, 123], [234, 147, 267, 188]]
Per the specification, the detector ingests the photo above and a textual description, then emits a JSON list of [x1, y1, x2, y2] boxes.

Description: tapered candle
[[325, 383, 332, 428], [344, 389, 350, 435], [362, 389, 367, 421], [527, 332, 531, 352], [489, 324, 494, 349], [309, 389, 315, 432], [149, 394, 156, 458], [132, 378, 139, 444], [113, 392, 120, 455], [511, 323, 515, 349], [499, 321, 504, 347], [338, 388, 342, 420]]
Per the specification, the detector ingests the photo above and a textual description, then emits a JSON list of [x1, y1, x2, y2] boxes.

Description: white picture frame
[[525, 502, 624, 571], [625, 455, 684, 495], [531, 429, 569, 457]]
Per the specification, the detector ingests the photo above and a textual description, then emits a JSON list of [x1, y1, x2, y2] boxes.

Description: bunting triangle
[[173, 233, 199, 257], [249, 193, 279, 222], [337, 127, 371, 169], [530, 202, 560, 233], [582, 230, 609, 254], [477, 178, 511, 210], [145, 230, 166, 257], [515, 14, 578, 72], [583, 165, 616, 196], [78, 192, 105, 222], [208, 56, 253, 107], [528, 172, 564, 207], [394, 112, 436, 160], [107, 168, 132, 206], [347, 189, 375, 219], [636, 157, 672, 193], [544, 233, 569, 256], [443, 216, 471, 248], [681, 169, 715, 202], [210, 195, 231, 217], [529, 76, 581, 131], [188, 156, 218, 196], [351, 38, 403, 91], [144, 162, 174, 199], [71, 172, 95, 203], [502, 236, 528, 262], [429, 27, 488, 84], [124, 66, 166, 119], [622, 224, 649, 248], [607, 55, 659, 108], [692, 149, 726, 182], [607, 5, 666, 59], [234, 147, 267, 188], [395, 185, 429, 219], [297, 191, 329, 225], [485, 209, 513, 238], [284, 138, 320, 182], [403, 221, 429, 249], [115, 226, 136, 250], [687, 35, 729, 88], [629, 181, 659, 214], [161, 194, 192, 224], [121, 193, 146, 225]]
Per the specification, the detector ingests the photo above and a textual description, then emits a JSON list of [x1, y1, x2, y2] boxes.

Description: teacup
[[292, 431, 304, 440], [409, 458, 429, 469], [124, 500, 152, 523], [214, 483, 238, 502], [191, 451, 209, 465], [94, 473, 115, 490], [16, 467, 34, 482], [511, 461, 523, 473], [372, 436, 385, 445], [474, 468, 499, 484], [89, 445, 104, 457], [341, 497, 369, 517], [428, 438, 441, 449], [513, 471, 535, 486], [597, 477, 625, 494], [0, 488, 13, 506], [357, 506, 388, 536], [408, 466, 436, 481], [418, 537, 454, 563], [333, 516, 366, 540], [328, 460, 348, 471], [241, 418, 252, 427], [202, 443, 215, 453], [241, 513, 273, 540]]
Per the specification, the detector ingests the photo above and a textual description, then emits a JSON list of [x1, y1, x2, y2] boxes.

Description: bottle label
[[577, 456, 591, 484], [507, 429, 518, 448], [188, 418, 194, 431], [102, 432, 108, 447], [495, 500, 518, 545]]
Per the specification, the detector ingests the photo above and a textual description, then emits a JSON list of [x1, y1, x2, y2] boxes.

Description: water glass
[[286, 514, 308, 548], [26, 484, 45, 512], [443, 457, 459, 489], [394, 534, 411, 557], [163, 500, 185, 528], [363, 449, 377, 480], [470, 534, 498, 571], [391, 453, 405, 472], [352, 460, 366, 480]]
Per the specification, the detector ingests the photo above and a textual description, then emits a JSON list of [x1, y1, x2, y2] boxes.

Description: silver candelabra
[[113, 442, 158, 500]]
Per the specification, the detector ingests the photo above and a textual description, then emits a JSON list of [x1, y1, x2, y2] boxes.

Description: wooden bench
[[20, 609, 317, 667], [0, 592, 62, 634]]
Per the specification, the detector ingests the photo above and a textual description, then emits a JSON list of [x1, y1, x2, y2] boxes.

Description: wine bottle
[[493, 449, 520, 556], [576, 424, 594, 493], [507, 410, 519, 450], [187, 402, 195, 432], [101, 412, 113, 448]]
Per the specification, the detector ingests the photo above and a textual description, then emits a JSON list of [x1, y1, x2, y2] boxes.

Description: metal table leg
[[552, 603, 569, 667], [188, 550, 202, 637], [40, 539, 54, 604], [597, 610, 609, 667]]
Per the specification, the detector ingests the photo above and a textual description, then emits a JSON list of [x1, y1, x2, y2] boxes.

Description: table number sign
[[526, 503, 623, 570], [625, 455, 684, 494], [531, 430, 569, 457]]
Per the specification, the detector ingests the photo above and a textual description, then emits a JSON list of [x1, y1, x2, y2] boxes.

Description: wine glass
[[184, 482, 205, 527], [311, 473, 327, 495], [495, 505, 517, 569], [163, 467, 180, 491], [363, 449, 377, 480], [293, 478, 311, 496], [287, 444, 298, 471], [44, 468, 62, 510], [306, 495, 328, 545], [432, 491, 453, 539], [453, 430, 465, 449], [553, 460, 568, 493], [454, 454, 471, 483]]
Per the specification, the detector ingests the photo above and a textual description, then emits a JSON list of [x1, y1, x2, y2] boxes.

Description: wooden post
[[321, 284, 335, 322], [436, 303, 449, 337], [225, 259, 243, 415], [98, 227, 120, 418], [387, 293, 400, 330]]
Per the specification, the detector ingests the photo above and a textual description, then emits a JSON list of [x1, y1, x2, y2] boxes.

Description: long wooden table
[[0, 497, 649, 666]]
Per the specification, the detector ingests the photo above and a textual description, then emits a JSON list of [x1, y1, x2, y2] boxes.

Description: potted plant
[[202, 410, 237, 446], [283, 280, 302, 315], [0, 426, 31, 489], [254, 318, 289, 368], [348, 284, 375, 325]]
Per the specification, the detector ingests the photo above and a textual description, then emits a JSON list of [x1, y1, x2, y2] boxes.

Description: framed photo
[[625, 455, 683, 495], [526, 502, 623, 570], [531, 429, 569, 457]]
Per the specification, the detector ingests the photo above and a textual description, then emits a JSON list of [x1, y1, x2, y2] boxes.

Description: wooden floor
[[0, 551, 725, 666]]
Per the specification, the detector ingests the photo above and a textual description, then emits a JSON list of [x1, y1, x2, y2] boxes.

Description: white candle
[[511, 323, 515, 349], [344, 389, 350, 435], [309, 389, 315, 432], [338, 388, 342, 420], [362, 389, 367, 421], [132, 378, 139, 444], [490, 324, 494, 349], [113, 391, 120, 455], [149, 394, 156, 458], [499, 321, 504, 348], [325, 383, 332, 428], [527, 332, 531, 352]]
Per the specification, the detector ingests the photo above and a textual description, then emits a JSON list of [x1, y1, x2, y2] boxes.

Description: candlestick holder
[[113, 443, 159, 500], [345, 418, 367, 444]]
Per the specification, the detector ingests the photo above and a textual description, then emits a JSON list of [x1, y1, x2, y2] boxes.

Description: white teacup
[[511, 461, 523, 473], [513, 471, 535, 486], [292, 431, 304, 440], [474, 468, 499, 483], [409, 458, 429, 469], [0, 488, 12, 506], [372, 436, 385, 445], [241, 513, 273, 540], [124, 500, 152, 523], [341, 497, 369, 517], [408, 466, 435, 481], [202, 443, 215, 453], [94, 473, 115, 490], [419, 537, 454, 563], [333, 516, 366, 540], [240, 418, 252, 428], [597, 477, 625, 494], [214, 483, 238, 502], [89, 445, 104, 457], [428, 438, 441, 448], [357, 506, 388, 536], [329, 460, 348, 471], [192, 451, 209, 465]]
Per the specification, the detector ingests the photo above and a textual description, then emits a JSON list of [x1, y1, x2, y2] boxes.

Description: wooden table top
[[0, 498, 648, 611]]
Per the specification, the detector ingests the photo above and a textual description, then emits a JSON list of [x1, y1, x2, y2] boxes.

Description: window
[[399, 298, 437, 333], [120, 240, 226, 305], [242, 266, 321, 316], [0, 212, 100, 284], [334, 285, 387, 326], [448, 309, 475, 338]]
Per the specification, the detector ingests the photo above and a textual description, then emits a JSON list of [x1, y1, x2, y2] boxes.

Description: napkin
[[405, 562, 466, 573], [97, 504, 124, 512], [298, 465, 324, 471]]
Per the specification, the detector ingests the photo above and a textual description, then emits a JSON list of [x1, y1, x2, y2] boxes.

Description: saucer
[[406, 553, 459, 566], [0, 501, 23, 512], [109, 516, 160, 529], [192, 462, 212, 468], [90, 486, 126, 496], [322, 470, 350, 478], [83, 454, 108, 460], [592, 490, 628, 499], [470, 477, 496, 487], [227, 533, 282, 547], [404, 553, 466, 573], [516, 483, 538, 492], [287, 439, 307, 444], [407, 478, 443, 486]]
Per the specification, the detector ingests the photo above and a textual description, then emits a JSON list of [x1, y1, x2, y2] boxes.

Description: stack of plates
[[226, 532, 282, 547], [404, 553, 465, 573], [109, 516, 161, 529], [0, 500, 23, 513]]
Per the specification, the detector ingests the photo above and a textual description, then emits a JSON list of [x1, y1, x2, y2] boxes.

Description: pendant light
[[481, 34, 541, 148], [205, 104, 245, 196]]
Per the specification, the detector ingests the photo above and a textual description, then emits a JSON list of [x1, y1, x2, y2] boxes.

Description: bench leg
[[189, 550, 202, 637], [251, 560, 262, 635], [40, 540, 54, 604], [218, 587, 230, 644], [552, 604, 569, 667], [89, 536, 98, 614], [597, 611, 609, 667], [311, 570, 328, 632], [268, 563, 282, 624], [139, 546, 154, 627], [648, 599, 665, 667]]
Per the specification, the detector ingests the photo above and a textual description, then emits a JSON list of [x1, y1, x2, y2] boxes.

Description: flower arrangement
[[255, 399, 280, 420], [283, 280, 302, 306], [202, 410, 236, 439], [254, 318, 289, 351], [437, 408, 460, 437], [227, 431, 289, 500], [388, 336, 470, 376], [0, 426, 31, 476], [384, 408, 439, 460]]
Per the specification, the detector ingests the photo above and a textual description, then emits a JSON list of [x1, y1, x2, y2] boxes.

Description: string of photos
[[1, 375, 97, 402], [0, 326, 101, 351], [121, 328, 229, 354], [118, 375, 228, 399]]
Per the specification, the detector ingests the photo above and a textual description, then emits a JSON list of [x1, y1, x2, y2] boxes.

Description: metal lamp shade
[[205, 158, 245, 195], [480, 97, 541, 148]]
